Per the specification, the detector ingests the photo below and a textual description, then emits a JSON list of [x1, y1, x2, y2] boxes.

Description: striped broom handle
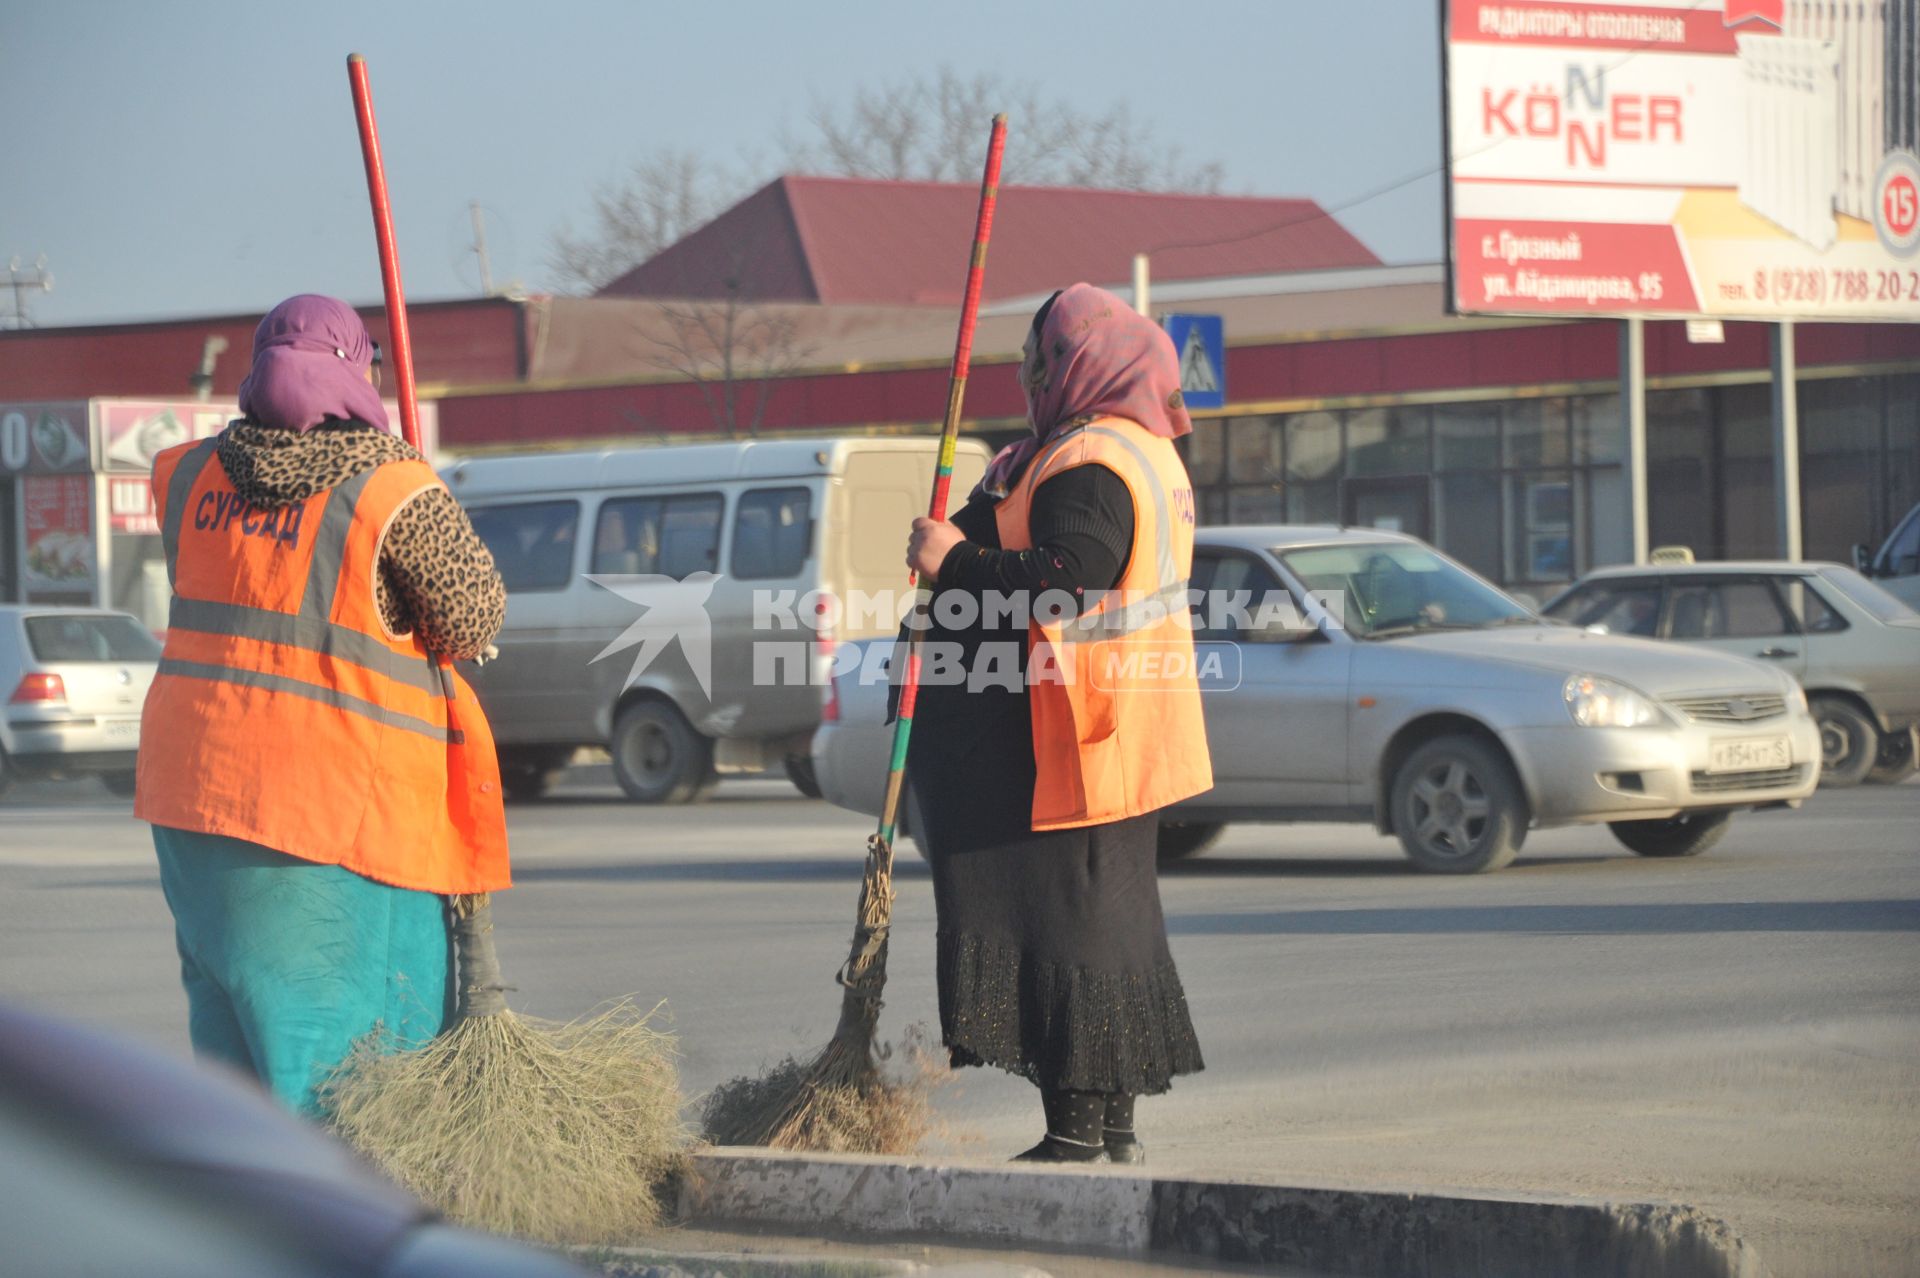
[[347, 54, 423, 452], [875, 114, 1007, 849]]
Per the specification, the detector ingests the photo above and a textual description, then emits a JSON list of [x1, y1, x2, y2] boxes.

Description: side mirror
[[1851, 543, 1872, 574]]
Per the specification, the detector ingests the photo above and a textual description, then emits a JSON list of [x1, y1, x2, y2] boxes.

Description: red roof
[[600, 176, 1381, 306], [0, 298, 524, 401]]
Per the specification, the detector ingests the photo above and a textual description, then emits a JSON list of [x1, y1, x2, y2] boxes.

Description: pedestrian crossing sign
[[1163, 314, 1225, 409]]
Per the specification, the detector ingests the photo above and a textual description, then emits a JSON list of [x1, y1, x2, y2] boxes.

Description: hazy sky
[[2, 1, 1444, 327]]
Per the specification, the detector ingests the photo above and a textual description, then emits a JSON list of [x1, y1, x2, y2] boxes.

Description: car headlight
[[1785, 681, 1808, 715], [1564, 674, 1662, 728]]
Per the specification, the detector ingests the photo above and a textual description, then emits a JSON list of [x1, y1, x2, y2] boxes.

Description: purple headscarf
[[237, 294, 390, 433], [978, 282, 1191, 498]]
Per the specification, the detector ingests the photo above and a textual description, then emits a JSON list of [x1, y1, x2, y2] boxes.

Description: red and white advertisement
[[21, 474, 96, 597], [96, 400, 237, 473], [1445, 0, 1920, 319], [93, 397, 437, 473]]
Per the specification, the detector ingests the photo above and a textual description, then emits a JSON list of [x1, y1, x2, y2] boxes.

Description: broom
[[704, 113, 1008, 1153], [321, 56, 684, 1245]]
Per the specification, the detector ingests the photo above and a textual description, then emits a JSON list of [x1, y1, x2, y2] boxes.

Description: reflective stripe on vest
[[155, 657, 462, 743], [164, 596, 441, 695], [160, 440, 218, 588]]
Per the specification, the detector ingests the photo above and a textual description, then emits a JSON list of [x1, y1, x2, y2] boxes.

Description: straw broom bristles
[[322, 895, 685, 1245], [702, 835, 943, 1153]]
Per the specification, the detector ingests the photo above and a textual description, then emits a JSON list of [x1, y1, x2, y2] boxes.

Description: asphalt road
[[1, 771, 1915, 1276]]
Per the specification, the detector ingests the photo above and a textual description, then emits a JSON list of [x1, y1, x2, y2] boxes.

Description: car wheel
[[499, 764, 560, 803], [1609, 811, 1732, 858], [784, 754, 823, 799], [1390, 735, 1527, 875], [99, 771, 139, 798], [1865, 731, 1916, 785], [1812, 696, 1879, 789], [610, 700, 716, 804], [497, 747, 569, 803], [1157, 821, 1226, 864], [0, 746, 15, 801]]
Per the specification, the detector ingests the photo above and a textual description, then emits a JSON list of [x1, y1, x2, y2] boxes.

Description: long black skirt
[[909, 681, 1204, 1096]]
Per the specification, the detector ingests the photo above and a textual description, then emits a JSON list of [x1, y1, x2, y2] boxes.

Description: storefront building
[[1180, 368, 1920, 600], [4, 179, 1915, 602], [0, 397, 429, 629]]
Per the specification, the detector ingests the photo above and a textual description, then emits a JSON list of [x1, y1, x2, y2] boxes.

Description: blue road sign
[[1164, 313, 1225, 410]]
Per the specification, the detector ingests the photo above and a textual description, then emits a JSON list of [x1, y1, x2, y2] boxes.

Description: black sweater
[[937, 463, 1135, 603]]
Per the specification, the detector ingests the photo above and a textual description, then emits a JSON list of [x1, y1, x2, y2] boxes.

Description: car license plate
[[1708, 735, 1790, 773], [102, 719, 140, 741]]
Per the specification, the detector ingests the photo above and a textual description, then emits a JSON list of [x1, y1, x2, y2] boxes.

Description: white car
[[814, 527, 1821, 874], [0, 607, 159, 798]]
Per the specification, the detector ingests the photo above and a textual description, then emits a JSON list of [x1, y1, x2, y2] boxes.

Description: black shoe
[[1012, 1135, 1108, 1163], [1104, 1132, 1146, 1165]]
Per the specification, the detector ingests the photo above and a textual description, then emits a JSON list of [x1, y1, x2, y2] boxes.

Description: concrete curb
[[680, 1149, 1765, 1278]]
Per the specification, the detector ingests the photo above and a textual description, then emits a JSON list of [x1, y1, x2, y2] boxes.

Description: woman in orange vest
[[134, 294, 511, 1115], [905, 283, 1213, 1162]]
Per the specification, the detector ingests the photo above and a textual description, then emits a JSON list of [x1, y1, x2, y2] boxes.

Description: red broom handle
[[347, 54, 422, 451], [874, 113, 1005, 849], [926, 114, 1007, 523]]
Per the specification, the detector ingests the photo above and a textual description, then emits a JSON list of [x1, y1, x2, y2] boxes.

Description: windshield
[[25, 613, 163, 662], [1816, 565, 1919, 623], [1277, 542, 1535, 637]]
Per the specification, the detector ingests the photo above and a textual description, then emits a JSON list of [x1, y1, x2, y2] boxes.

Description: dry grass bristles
[[322, 1001, 684, 1246], [701, 1025, 949, 1153]]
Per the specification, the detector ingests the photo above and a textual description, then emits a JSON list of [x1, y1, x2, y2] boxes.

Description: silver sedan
[[814, 527, 1820, 874]]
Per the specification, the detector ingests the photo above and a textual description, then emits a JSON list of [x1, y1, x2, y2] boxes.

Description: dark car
[[0, 1002, 585, 1278], [1855, 501, 1920, 611]]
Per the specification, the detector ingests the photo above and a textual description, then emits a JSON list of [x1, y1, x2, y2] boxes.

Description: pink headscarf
[[237, 294, 391, 433], [978, 282, 1191, 499]]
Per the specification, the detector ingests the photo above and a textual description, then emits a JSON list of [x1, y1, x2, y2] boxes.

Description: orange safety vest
[[995, 416, 1213, 831], [134, 437, 510, 895]]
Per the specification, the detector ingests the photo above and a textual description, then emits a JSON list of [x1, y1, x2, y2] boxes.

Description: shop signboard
[[96, 400, 236, 473], [0, 402, 92, 474], [1444, 0, 1920, 320], [108, 477, 160, 535], [93, 397, 436, 472]]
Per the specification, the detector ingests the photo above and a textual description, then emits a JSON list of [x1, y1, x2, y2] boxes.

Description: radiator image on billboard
[[1444, 0, 1920, 320]]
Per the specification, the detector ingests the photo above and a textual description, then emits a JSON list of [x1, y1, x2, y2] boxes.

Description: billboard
[[0, 403, 91, 475], [1444, 0, 1920, 320]]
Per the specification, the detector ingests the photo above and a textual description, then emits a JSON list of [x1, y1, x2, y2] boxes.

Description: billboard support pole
[[1621, 316, 1649, 564], [1771, 321, 1802, 562]]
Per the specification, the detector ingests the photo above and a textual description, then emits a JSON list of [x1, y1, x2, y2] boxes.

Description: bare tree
[[547, 70, 1225, 294], [793, 68, 1227, 192], [647, 252, 814, 438], [547, 150, 740, 294]]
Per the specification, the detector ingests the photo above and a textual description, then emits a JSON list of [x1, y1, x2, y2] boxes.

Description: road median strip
[[681, 1148, 1764, 1277]]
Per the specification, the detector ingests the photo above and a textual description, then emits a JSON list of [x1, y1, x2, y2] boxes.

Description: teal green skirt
[[151, 825, 451, 1116]]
